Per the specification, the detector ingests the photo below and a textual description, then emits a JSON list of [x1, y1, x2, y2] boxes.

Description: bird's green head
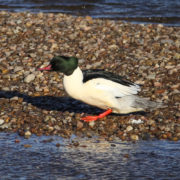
[[39, 56, 78, 76]]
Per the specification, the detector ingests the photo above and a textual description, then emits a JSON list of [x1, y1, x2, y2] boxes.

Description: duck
[[38, 56, 162, 122]]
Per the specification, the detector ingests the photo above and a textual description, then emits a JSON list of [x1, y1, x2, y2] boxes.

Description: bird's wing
[[83, 69, 140, 97], [84, 78, 140, 98]]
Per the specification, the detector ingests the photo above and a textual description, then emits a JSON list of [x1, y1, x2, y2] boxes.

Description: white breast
[[63, 67, 84, 100]]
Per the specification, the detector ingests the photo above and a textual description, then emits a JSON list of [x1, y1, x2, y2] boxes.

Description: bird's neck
[[63, 67, 84, 98], [64, 66, 83, 83]]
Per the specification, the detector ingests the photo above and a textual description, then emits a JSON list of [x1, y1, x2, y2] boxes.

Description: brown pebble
[[166, 132, 172, 139], [162, 134, 167, 139], [77, 120, 83, 130], [155, 89, 165, 94], [5, 117, 10, 123], [23, 144, 32, 148], [56, 143, 61, 147], [123, 154, 129, 158], [85, 16, 93, 24], [154, 82, 162, 87], [172, 137, 178, 141], [120, 136, 126, 141], [42, 138, 54, 143], [2, 69, 9, 74], [15, 139, 20, 143], [73, 141, 80, 147]]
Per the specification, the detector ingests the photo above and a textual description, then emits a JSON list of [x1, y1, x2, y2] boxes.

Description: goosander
[[38, 56, 161, 122]]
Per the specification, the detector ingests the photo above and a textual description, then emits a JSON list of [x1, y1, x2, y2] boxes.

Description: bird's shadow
[[0, 90, 147, 116], [0, 90, 104, 114]]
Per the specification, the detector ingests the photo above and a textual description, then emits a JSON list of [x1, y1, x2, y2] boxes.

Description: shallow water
[[0, 132, 180, 179], [0, 0, 180, 26]]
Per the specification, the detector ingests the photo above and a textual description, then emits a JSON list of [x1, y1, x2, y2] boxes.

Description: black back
[[82, 69, 136, 87]]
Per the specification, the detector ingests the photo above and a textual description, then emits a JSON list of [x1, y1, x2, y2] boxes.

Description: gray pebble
[[14, 66, 23, 72]]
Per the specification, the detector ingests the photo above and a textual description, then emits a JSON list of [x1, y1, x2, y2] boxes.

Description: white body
[[63, 67, 147, 114]]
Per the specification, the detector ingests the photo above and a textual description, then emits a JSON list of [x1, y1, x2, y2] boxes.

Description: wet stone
[[25, 131, 32, 139], [130, 134, 139, 141]]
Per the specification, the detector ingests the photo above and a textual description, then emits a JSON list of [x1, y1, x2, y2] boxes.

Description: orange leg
[[81, 109, 112, 122]]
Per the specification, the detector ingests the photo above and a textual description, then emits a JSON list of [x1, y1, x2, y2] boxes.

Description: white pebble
[[24, 74, 35, 83], [126, 125, 133, 132], [0, 119, 4, 125], [25, 131, 32, 139], [10, 96, 19, 101], [89, 121, 95, 127], [131, 119, 144, 124]]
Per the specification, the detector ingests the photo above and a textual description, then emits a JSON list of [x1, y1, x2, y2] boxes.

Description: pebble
[[86, 64, 93, 69], [35, 86, 42, 92], [161, 39, 174, 44], [77, 121, 83, 130], [48, 126, 54, 131], [14, 66, 23, 72], [24, 144, 32, 148], [0, 123, 11, 129], [130, 134, 139, 141], [0, 119, 4, 125], [1, 87, 10, 91], [92, 62, 102, 67], [175, 126, 180, 133], [78, 59, 85, 64], [174, 53, 180, 59], [89, 121, 95, 128], [24, 74, 35, 83], [154, 82, 162, 87], [126, 125, 133, 132], [130, 119, 143, 124], [146, 74, 156, 80], [10, 96, 19, 101], [25, 131, 32, 139], [147, 120, 156, 126]]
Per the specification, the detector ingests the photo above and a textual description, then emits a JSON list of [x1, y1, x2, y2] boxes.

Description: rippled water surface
[[0, 133, 180, 179], [0, 0, 180, 25]]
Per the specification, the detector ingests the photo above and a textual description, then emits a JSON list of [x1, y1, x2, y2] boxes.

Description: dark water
[[0, 132, 180, 179], [0, 0, 180, 26]]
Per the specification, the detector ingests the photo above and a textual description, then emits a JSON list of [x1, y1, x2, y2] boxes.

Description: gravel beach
[[0, 11, 179, 141]]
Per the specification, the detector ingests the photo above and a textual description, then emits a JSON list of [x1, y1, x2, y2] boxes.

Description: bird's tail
[[132, 95, 165, 110]]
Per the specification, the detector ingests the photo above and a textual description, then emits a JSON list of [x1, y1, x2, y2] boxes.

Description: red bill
[[38, 65, 52, 71]]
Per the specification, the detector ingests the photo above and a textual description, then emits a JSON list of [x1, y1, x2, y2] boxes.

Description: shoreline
[[0, 11, 179, 141]]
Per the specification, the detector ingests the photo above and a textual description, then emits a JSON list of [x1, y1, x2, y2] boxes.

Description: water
[[0, 0, 180, 26], [0, 132, 180, 179]]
